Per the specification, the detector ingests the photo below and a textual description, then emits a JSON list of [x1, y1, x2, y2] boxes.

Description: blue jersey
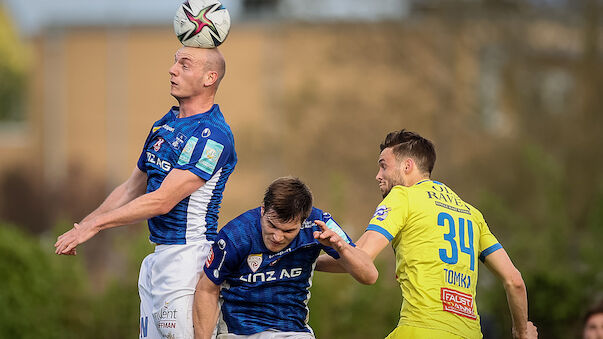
[[137, 105, 237, 245], [204, 207, 354, 335]]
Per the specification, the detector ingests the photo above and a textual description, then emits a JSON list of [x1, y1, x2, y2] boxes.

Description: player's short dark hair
[[263, 177, 313, 223], [380, 129, 436, 175], [584, 299, 603, 326]]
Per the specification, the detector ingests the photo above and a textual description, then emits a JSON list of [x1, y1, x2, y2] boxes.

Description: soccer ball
[[173, 0, 231, 48]]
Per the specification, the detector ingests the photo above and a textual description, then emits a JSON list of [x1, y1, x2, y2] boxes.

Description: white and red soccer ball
[[174, 0, 231, 48]]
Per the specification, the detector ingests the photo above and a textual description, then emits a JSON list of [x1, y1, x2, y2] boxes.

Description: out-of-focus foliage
[[0, 223, 152, 338], [309, 261, 401, 338]]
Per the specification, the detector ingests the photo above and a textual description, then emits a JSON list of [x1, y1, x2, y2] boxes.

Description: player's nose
[[168, 63, 178, 76], [272, 232, 284, 242]]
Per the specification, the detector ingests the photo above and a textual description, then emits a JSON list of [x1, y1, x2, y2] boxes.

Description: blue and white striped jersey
[[137, 105, 237, 245], [204, 207, 354, 335]]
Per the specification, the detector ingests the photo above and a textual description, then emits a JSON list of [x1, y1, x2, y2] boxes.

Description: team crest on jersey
[[247, 254, 262, 273], [153, 137, 165, 151], [373, 205, 391, 221], [171, 133, 186, 151], [206, 247, 214, 268]]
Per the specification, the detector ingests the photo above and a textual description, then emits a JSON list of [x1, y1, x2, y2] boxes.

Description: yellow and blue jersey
[[367, 180, 502, 339]]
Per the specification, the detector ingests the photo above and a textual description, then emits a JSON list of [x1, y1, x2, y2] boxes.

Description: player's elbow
[[503, 268, 525, 293], [358, 267, 379, 285], [148, 193, 176, 215]]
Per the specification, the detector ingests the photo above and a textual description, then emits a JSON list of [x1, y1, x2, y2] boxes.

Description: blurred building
[[0, 0, 597, 231]]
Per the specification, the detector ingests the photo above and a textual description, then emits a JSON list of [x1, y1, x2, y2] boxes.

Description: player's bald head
[[176, 46, 226, 86]]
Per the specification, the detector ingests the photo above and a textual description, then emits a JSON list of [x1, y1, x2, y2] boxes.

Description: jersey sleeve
[[474, 210, 503, 262], [203, 228, 245, 285], [366, 187, 409, 242], [319, 212, 354, 260], [174, 129, 234, 181]]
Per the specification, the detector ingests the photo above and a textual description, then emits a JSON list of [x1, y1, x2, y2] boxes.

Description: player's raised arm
[[313, 220, 378, 285], [54, 168, 206, 255], [484, 248, 538, 339], [194, 274, 220, 339]]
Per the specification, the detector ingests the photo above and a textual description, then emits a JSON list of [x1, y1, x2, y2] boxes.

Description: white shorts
[[217, 331, 314, 339], [138, 241, 212, 339]]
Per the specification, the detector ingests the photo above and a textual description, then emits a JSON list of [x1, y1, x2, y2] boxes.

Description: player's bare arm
[[54, 168, 206, 254], [80, 167, 148, 224], [313, 220, 378, 285], [354, 230, 391, 260], [193, 274, 221, 339], [484, 248, 538, 339], [316, 229, 391, 274]]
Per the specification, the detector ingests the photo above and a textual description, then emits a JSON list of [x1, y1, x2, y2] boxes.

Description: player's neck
[[177, 96, 215, 118], [406, 174, 430, 187]]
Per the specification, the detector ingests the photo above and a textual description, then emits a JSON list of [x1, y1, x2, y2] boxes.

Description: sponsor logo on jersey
[[177, 137, 199, 165], [196, 139, 224, 174], [161, 124, 175, 132], [201, 128, 211, 138], [301, 220, 315, 229], [268, 247, 291, 259], [154, 302, 178, 331], [239, 267, 303, 283], [171, 133, 186, 151], [440, 287, 477, 320], [206, 247, 214, 268], [218, 239, 226, 250], [373, 205, 391, 221], [146, 152, 172, 172], [152, 126, 161, 133], [153, 137, 165, 151], [247, 254, 262, 273]]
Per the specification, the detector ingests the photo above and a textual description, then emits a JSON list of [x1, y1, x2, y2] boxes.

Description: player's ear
[[205, 71, 218, 87], [403, 158, 413, 173]]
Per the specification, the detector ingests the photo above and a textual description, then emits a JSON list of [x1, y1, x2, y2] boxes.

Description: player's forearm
[[193, 279, 220, 339], [504, 271, 530, 338], [84, 191, 170, 232], [81, 168, 147, 223], [335, 245, 378, 285], [315, 254, 346, 273], [81, 182, 143, 223]]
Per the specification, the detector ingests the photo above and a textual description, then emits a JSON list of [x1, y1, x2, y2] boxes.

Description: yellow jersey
[[367, 180, 502, 339]]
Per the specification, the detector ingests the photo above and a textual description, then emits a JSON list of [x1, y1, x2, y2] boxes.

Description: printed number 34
[[438, 212, 475, 271]]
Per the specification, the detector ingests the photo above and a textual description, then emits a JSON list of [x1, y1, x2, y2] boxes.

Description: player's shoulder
[[149, 107, 177, 129], [464, 201, 486, 221], [198, 105, 233, 134], [221, 207, 261, 242], [383, 185, 410, 203]]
